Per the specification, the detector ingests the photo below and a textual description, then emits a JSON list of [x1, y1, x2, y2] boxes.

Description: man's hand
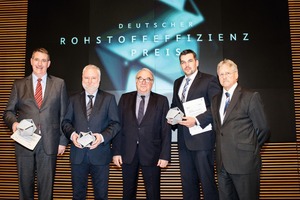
[[71, 133, 82, 149], [157, 159, 169, 168], [12, 122, 19, 132], [57, 145, 66, 155], [178, 116, 196, 128], [113, 155, 123, 167], [89, 133, 103, 150]]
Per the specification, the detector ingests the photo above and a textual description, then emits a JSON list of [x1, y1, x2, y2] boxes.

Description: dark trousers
[[16, 141, 57, 200], [71, 153, 109, 200], [218, 165, 260, 200], [178, 144, 219, 200], [122, 149, 161, 200]]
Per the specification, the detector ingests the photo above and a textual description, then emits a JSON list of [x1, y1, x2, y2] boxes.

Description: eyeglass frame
[[136, 77, 153, 83], [218, 71, 237, 78]]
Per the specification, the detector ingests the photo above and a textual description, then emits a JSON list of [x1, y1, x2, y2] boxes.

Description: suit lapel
[[223, 86, 241, 124], [141, 92, 155, 124], [175, 76, 184, 102], [26, 75, 35, 99], [186, 71, 201, 102], [92, 90, 104, 117], [42, 75, 53, 109], [215, 93, 222, 127], [130, 92, 139, 125], [79, 91, 87, 120]]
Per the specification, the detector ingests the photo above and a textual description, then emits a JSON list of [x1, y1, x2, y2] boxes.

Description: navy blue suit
[[171, 71, 220, 200], [62, 89, 120, 200]]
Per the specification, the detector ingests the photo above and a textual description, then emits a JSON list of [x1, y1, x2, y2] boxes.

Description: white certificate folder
[[10, 119, 41, 150], [183, 97, 212, 135]]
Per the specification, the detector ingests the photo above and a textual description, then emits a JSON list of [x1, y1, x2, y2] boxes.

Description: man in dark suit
[[168, 49, 220, 200], [62, 64, 120, 200], [112, 68, 171, 200], [2, 47, 69, 200], [211, 59, 270, 200]]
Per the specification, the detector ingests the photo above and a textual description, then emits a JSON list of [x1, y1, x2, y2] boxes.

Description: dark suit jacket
[[171, 71, 221, 151], [3, 74, 69, 155], [62, 89, 120, 165], [211, 85, 270, 174], [112, 91, 171, 166]]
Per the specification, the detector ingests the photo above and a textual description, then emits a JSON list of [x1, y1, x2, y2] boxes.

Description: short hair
[[32, 48, 50, 60], [82, 64, 101, 78], [179, 49, 197, 62], [217, 59, 238, 73], [135, 68, 154, 81]]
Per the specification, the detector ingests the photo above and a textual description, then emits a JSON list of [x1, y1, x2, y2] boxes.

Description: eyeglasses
[[218, 71, 236, 78], [137, 77, 153, 83]]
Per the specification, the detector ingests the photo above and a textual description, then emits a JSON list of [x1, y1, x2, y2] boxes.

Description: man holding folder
[[168, 49, 220, 200]]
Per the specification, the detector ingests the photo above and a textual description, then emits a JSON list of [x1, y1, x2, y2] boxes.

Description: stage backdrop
[[26, 0, 295, 142]]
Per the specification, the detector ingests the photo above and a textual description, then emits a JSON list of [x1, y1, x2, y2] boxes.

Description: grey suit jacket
[[62, 89, 120, 165], [211, 85, 270, 174], [3, 74, 69, 155]]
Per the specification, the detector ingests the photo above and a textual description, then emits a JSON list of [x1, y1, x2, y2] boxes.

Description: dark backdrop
[[26, 0, 295, 142]]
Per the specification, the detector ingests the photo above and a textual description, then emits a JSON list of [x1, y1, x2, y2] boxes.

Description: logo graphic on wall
[[95, 0, 204, 92]]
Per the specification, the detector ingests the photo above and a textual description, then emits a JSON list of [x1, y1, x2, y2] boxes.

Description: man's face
[[82, 68, 100, 94], [179, 53, 199, 76], [136, 70, 153, 95], [30, 52, 50, 78], [218, 64, 238, 91]]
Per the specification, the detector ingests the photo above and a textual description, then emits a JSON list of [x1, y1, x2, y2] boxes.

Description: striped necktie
[[223, 92, 230, 114], [35, 78, 43, 108], [181, 78, 190, 103], [87, 95, 94, 120]]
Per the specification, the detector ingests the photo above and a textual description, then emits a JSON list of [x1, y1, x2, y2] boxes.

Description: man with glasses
[[112, 68, 171, 200], [211, 59, 270, 200]]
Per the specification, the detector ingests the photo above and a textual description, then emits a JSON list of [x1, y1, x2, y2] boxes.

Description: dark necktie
[[181, 78, 190, 103], [35, 78, 43, 108], [137, 95, 145, 124], [87, 95, 94, 120], [223, 92, 230, 114]]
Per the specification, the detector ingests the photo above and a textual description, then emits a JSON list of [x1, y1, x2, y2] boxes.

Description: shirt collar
[[185, 70, 198, 81], [223, 82, 238, 96], [32, 73, 47, 82], [85, 90, 98, 98]]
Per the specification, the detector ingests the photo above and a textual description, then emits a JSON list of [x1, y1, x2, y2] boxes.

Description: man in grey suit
[[211, 59, 270, 200], [112, 68, 171, 200], [62, 64, 120, 200], [2, 47, 69, 200]]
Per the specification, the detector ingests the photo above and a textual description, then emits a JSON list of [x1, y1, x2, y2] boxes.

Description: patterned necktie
[[137, 95, 145, 124], [181, 78, 190, 103], [86, 95, 94, 120], [35, 78, 43, 108], [223, 92, 230, 114]]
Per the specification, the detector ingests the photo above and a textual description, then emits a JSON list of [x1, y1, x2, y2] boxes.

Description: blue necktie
[[223, 92, 230, 114]]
